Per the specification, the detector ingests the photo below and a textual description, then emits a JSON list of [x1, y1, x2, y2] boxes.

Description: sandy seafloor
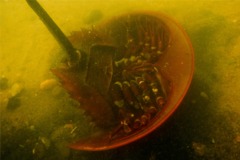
[[1, 0, 240, 159]]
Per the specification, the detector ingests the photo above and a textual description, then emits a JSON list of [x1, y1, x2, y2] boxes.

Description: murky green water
[[1, 0, 240, 159]]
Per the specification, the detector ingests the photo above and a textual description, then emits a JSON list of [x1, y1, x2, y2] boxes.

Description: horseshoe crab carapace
[[26, 0, 194, 151]]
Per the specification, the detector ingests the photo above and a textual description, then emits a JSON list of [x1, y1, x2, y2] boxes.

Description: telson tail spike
[[26, 0, 80, 64]]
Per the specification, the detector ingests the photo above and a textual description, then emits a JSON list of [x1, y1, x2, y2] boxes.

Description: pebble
[[7, 96, 21, 110], [192, 142, 206, 156], [10, 83, 23, 97], [32, 142, 45, 159], [200, 91, 209, 99], [39, 136, 51, 148], [40, 79, 58, 90], [211, 138, 215, 144], [29, 125, 35, 131], [64, 123, 74, 130]]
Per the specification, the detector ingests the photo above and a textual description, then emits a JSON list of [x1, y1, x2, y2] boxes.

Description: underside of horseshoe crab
[[58, 14, 172, 134], [27, 0, 194, 151]]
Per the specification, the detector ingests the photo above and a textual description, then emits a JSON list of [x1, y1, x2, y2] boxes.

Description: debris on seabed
[[10, 83, 23, 97], [0, 80, 24, 110], [32, 142, 46, 159], [192, 142, 206, 156], [211, 138, 215, 144], [29, 125, 35, 131], [200, 91, 209, 100], [39, 136, 51, 148], [40, 78, 58, 90]]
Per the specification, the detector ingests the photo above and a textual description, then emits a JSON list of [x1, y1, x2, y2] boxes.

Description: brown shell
[[52, 12, 194, 151]]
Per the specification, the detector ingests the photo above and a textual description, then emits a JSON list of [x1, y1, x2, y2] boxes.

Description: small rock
[[192, 142, 206, 156], [7, 96, 21, 110], [29, 125, 35, 131], [64, 123, 74, 130], [32, 142, 46, 159], [40, 79, 58, 90], [211, 138, 215, 144], [200, 91, 209, 99], [39, 136, 51, 148], [10, 83, 23, 97]]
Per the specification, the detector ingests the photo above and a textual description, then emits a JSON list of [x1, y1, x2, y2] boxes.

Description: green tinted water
[[1, 0, 240, 159]]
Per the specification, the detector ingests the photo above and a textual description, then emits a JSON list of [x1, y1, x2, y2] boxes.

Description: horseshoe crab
[[26, 0, 194, 151]]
